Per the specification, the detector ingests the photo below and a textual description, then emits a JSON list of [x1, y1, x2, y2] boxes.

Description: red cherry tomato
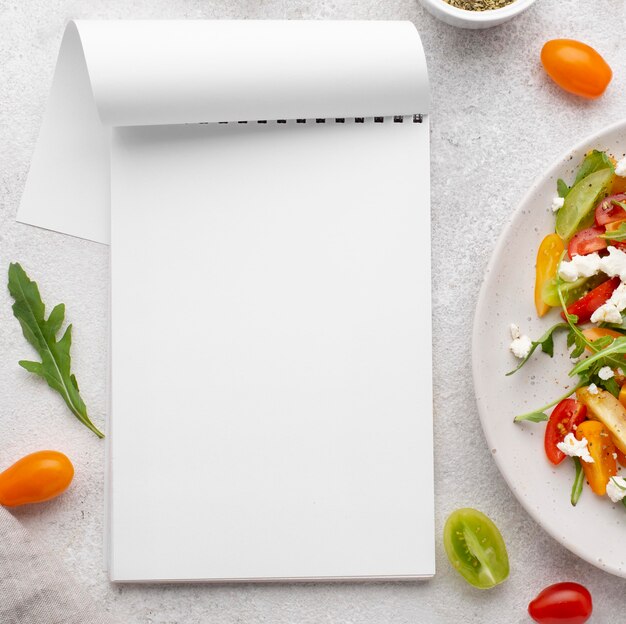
[[541, 39, 612, 99], [544, 399, 587, 465], [561, 277, 620, 323], [567, 226, 607, 257], [528, 582, 592, 624], [595, 193, 626, 226]]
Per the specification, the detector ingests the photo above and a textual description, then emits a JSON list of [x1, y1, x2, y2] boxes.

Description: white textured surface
[[1, 1, 625, 622]]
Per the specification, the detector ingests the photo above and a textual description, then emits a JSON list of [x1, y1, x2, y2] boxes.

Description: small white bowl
[[418, 0, 537, 29]]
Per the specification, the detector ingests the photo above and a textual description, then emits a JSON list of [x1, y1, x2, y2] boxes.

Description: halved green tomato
[[556, 167, 614, 240], [443, 508, 509, 589]]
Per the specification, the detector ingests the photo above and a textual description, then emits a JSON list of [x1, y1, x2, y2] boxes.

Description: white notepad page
[[110, 117, 433, 582]]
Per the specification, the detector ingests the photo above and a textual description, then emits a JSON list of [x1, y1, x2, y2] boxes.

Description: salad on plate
[[509, 148, 626, 508]]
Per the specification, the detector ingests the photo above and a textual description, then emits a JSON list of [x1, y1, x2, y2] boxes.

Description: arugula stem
[[514, 381, 586, 422], [557, 281, 624, 371], [571, 457, 584, 506]]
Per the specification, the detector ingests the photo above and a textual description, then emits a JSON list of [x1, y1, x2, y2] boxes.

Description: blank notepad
[[15, 20, 434, 582], [109, 116, 433, 581]]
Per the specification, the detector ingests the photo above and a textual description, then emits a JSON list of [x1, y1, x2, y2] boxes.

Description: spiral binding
[[211, 114, 424, 125]]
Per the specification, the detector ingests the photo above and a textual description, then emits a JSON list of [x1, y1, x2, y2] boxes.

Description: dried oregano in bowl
[[444, 0, 515, 9]]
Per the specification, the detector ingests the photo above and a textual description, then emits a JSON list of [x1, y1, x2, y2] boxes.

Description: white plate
[[473, 118, 626, 577]]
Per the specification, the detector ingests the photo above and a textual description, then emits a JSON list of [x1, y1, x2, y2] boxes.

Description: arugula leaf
[[7, 263, 103, 438], [513, 381, 585, 423], [506, 322, 568, 376], [569, 336, 626, 377], [573, 149, 615, 186], [602, 219, 626, 241], [571, 457, 584, 506], [557, 178, 570, 199], [514, 412, 548, 423]]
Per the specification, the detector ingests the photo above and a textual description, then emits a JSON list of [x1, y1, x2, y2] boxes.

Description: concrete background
[[1, 0, 626, 622]]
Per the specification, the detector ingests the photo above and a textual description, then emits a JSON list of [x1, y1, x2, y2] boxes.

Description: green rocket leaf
[[8, 263, 103, 438]]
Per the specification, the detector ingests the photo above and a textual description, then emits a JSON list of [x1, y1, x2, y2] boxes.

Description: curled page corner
[[16, 20, 430, 244]]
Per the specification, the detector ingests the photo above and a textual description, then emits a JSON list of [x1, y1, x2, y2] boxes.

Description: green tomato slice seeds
[[443, 508, 509, 589]]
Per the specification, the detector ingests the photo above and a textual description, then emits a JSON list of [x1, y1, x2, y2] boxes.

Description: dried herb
[[444, 0, 515, 10]]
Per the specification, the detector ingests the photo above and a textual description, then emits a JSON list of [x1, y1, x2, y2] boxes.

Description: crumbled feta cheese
[[619, 368, 625, 376], [600, 247, 626, 281], [510, 335, 532, 359], [599, 366, 615, 381], [615, 157, 626, 178], [558, 253, 602, 282], [557, 433, 594, 463], [551, 196, 565, 212], [558, 247, 626, 284], [591, 303, 623, 325], [588, 383, 599, 394], [509, 323, 521, 340], [607, 476, 626, 503]]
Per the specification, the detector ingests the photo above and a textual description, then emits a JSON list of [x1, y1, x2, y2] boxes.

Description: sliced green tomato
[[556, 167, 614, 240], [443, 508, 509, 589], [541, 275, 590, 307]]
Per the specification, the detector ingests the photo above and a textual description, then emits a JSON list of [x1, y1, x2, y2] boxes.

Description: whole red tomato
[[528, 582, 592, 624]]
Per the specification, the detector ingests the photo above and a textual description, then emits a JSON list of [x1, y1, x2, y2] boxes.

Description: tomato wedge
[[575, 420, 617, 495], [562, 277, 620, 323], [443, 508, 509, 589], [528, 582, 592, 624], [582, 327, 623, 350], [544, 399, 587, 465], [535, 234, 565, 317], [567, 226, 607, 257], [595, 193, 626, 225]]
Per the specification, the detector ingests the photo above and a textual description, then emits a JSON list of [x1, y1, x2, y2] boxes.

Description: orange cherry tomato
[[535, 233, 564, 317], [0, 451, 74, 507], [575, 421, 616, 496], [582, 327, 623, 353], [615, 446, 626, 467], [541, 39, 612, 99]]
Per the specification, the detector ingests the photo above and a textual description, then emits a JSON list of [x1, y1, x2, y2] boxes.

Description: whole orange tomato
[[541, 39, 612, 99], [0, 451, 74, 507]]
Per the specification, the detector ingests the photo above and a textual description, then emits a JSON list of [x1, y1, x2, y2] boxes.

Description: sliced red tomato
[[544, 399, 587, 465], [561, 277, 620, 323], [528, 582, 592, 624], [595, 193, 626, 225], [567, 226, 607, 257]]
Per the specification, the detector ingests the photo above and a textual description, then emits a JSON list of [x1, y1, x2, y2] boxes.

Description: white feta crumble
[[588, 383, 599, 394], [600, 247, 626, 281], [615, 157, 626, 178], [558, 247, 626, 284], [557, 433, 594, 463], [590, 281, 626, 324], [558, 252, 602, 282], [598, 366, 615, 381], [607, 476, 626, 503], [510, 335, 532, 359], [619, 368, 625, 376], [509, 323, 521, 340], [551, 196, 565, 212], [591, 303, 622, 324]]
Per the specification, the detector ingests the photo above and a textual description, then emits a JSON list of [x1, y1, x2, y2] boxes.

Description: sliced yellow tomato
[[575, 420, 617, 496], [582, 327, 623, 352], [619, 384, 626, 409], [576, 386, 626, 455], [535, 233, 565, 317], [610, 174, 626, 195]]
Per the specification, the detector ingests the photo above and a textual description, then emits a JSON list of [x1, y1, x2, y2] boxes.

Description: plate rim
[[472, 116, 626, 578]]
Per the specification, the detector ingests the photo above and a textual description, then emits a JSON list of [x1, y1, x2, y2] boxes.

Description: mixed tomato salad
[[510, 148, 626, 508]]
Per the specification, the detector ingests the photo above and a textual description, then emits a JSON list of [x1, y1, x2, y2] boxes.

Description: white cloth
[[0, 507, 117, 624]]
